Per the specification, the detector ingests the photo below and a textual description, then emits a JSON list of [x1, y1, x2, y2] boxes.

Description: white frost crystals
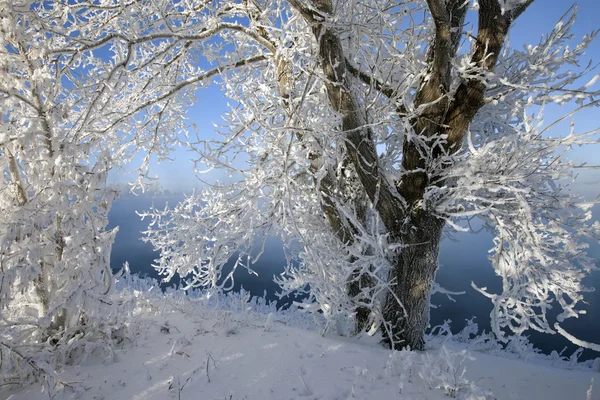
[[497, 0, 531, 14], [0, 2, 139, 390], [131, 1, 600, 348], [137, 1, 599, 349], [0, 0, 599, 392], [434, 111, 600, 345]]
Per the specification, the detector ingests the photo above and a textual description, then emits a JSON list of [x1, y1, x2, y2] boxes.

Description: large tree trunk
[[382, 213, 445, 350], [288, 0, 533, 349]]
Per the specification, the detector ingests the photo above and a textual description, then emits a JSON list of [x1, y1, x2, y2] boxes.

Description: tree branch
[[345, 59, 408, 115], [345, 59, 396, 99], [302, 0, 406, 236], [443, 0, 534, 151], [400, 0, 467, 206], [417, 0, 468, 109], [51, 22, 277, 55], [505, 0, 535, 21], [96, 55, 268, 135]]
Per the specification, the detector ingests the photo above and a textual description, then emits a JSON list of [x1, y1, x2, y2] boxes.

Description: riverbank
[[4, 284, 598, 400]]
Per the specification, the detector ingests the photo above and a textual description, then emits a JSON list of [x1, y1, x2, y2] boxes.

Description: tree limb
[[400, 0, 467, 206], [344, 60, 408, 115], [299, 0, 406, 236], [443, 0, 534, 151], [96, 55, 268, 135]]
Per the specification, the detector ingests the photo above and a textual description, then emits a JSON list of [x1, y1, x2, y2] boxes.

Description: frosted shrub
[[419, 346, 492, 399], [384, 348, 416, 395]]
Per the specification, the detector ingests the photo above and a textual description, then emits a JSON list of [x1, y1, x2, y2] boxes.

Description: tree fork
[[289, 0, 536, 349]]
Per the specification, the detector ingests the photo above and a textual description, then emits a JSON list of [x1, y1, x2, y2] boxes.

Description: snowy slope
[[3, 291, 599, 400]]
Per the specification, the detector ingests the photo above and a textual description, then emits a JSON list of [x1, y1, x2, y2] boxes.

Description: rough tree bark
[[288, 0, 534, 349]]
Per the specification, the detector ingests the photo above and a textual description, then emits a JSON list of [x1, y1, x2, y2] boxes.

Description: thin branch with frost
[[554, 324, 600, 352]]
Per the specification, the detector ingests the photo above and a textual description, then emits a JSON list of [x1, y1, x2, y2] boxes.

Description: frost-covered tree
[[9, 0, 600, 353], [0, 1, 148, 387]]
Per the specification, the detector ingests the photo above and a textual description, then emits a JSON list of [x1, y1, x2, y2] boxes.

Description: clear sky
[[109, 0, 600, 197]]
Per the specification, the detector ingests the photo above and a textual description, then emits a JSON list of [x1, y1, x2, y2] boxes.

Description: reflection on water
[[108, 193, 600, 360]]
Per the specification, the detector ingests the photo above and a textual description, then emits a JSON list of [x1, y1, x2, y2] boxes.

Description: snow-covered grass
[[2, 281, 599, 400]]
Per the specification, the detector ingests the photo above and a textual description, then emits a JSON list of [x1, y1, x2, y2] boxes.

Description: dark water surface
[[107, 193, 600, 360]]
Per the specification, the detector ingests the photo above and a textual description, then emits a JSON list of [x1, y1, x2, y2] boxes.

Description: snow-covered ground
[[3, 289, 599, 400]]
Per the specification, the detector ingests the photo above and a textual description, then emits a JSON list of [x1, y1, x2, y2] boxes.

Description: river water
[[107, 192, 600, 361]]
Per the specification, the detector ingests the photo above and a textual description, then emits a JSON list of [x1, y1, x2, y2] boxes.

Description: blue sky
[[517, 1, 600, 199], [109, 0, 600, 197]]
